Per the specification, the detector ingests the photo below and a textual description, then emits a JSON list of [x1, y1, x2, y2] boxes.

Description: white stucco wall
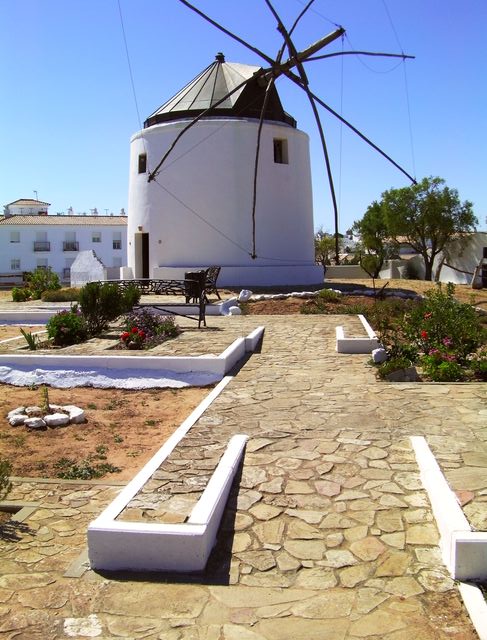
[[127, 118, 322, 286], [0, 219, 127, 281], [435, 233, 487, 284]]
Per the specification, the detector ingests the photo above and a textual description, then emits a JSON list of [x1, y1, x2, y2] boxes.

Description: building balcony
[[33, 241, 50, 252], [63, 241, 79, 252]]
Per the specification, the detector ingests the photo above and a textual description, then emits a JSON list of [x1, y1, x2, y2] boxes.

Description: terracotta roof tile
[[0, 215, 127, 226]]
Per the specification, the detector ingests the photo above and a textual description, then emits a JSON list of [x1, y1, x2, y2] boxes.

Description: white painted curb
[[88, 372, 248, 572], [336, 314, 380, 354], [458, 582, 487, 640], [411, 436, 487, 581], [0, 326, 265, 380]]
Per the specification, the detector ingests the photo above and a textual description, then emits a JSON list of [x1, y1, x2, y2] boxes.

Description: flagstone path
[[1, 314, 485, 639]]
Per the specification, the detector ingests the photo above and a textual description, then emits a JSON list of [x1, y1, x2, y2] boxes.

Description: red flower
[[120, 331, 130, 340], [138, 330, 145, 338], [131, 327, 139, 334], [421, 330, 428, 340]]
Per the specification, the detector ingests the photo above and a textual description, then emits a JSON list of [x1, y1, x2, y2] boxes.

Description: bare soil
[[0, 326, 45, 342], [0, 385, 208, 480], [243, 279, 487, 315]]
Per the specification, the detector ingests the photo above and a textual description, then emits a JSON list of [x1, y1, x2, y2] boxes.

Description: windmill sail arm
[[307, 50, 415, 62]]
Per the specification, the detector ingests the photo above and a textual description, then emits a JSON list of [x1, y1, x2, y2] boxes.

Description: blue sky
[[1, 0, 486, 234]]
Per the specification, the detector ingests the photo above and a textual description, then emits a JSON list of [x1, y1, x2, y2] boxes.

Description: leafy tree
[[314, 229, 341, 275], [381, 177, 477, 281], [352, 200, 397, 278]]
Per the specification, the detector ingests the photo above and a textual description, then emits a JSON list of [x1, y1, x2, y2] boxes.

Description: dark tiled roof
[[145, 53, 296, 128]]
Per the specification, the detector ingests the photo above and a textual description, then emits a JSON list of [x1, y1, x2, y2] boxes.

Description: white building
[[0, 204, 127, 283], [127, 53, 322, 287], [4, 198, 50, 217]]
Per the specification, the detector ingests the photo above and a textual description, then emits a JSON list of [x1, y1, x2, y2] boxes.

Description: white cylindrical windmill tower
[[127, 53, 322, 287]]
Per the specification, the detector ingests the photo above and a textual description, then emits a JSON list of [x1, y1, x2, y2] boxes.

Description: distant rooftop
[[0, 215, 127, 226], [6, 198, 50, 207], [145, 53, 296, 128]]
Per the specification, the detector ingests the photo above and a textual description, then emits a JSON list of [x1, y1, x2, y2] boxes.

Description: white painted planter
[[336, 314, 380, 354], [411, 436, 487, 581], [88, 377, 248, 572]]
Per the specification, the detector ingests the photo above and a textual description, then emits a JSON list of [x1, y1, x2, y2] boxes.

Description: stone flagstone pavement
[[1, 315, 485, 639]]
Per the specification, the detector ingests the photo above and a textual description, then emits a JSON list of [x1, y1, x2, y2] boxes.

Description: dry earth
[[0, 385, 208, 480]]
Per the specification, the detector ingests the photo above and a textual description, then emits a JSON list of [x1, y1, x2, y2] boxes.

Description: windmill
[[147, 0, 415, 265]]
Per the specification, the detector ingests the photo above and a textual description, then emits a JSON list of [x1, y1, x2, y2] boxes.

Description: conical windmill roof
[[144, 53, 296, 128]]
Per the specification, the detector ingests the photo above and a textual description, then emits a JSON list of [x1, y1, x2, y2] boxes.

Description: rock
[[372, 348, 388, 364], [25, 406, 42, 417], [63, 405, 86, 424], [9, 414, 27, 427], [384, 367, 420, 382], [228, 306, 242, 315], [24, 417, 46, 429], [238, 289, 253, 302], [7, 407, 25, 419], [44, 412, 70, 427]]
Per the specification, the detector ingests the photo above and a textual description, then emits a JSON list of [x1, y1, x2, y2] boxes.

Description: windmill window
[[138, 153, 147, 174], [273, 138, 288, 164]]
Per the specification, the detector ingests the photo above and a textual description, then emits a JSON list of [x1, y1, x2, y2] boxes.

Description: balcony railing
[[33, 241, 50, 252], [63, 241, 79, 251]]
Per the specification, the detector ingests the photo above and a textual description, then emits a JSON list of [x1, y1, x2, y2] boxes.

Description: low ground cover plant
[[41, 287, 81, 302], [119, 309, 179, 349]]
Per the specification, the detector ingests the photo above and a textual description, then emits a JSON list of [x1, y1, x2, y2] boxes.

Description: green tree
[[381, 177, 477, 281], [314, 229, 341, 275], [352, 200, 396, 277]]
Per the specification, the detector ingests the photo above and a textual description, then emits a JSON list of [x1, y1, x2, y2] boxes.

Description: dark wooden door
[[142, 233, 149, 278]]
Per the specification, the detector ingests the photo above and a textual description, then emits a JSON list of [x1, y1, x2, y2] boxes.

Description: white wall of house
[[0, 217, 127, 281], [127, 118, 322, 287]]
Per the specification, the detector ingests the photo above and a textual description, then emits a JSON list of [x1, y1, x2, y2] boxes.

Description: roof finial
[[215, 52, 225, 62]]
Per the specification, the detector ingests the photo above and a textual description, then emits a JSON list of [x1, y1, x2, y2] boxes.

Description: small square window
[[138, 153, 147, 174], [10, 231, 20, 243], [10, 258, 20, 271], [92, 232, 101, 243], [273, 138, 288, 164]]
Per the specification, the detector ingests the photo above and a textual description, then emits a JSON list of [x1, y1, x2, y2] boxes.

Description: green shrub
[[25, 267, 61, 299], [402, 283, 485, 363], [78, 282, 141, 335], [46, 306, 88, 346], [318, 288, 341, 303], [0, 458, 12, 500], [421, 354, 465, 382], [41, 287, 81, 302], [12, 287, 31, 302]]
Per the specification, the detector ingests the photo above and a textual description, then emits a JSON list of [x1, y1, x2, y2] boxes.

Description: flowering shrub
[[120, 326, 146, 349], [46, 306, 88, 346], [119, 309, 179, 349], [373, 283, 486, 382]]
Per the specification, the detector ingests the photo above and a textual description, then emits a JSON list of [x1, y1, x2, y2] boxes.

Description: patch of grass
[[113, 434, 124, 444], [86, 403, 97, 410], [54, 456, 121, 480], [144, 419, 157, 427]]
